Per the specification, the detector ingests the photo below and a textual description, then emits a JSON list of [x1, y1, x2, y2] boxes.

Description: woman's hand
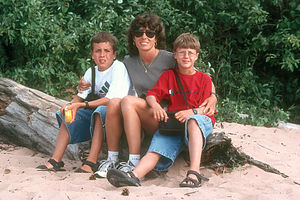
[[199, 95, 217, 116], [78, 77, 90, 93]]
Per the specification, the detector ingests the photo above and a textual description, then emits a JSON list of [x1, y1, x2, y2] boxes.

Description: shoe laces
[[98, 159, 116, 171], [118, 161, 135, 172]]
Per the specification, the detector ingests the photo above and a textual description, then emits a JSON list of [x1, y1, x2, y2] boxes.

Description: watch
[[210, 92, 218, 99], [84, 101, 89, 109], [192, 108, 198, 114]]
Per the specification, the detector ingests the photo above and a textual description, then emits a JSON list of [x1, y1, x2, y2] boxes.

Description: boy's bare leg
[[105, 98, 123, 152], [81, 114, 104, 172], [45, 122, 69, 168], [186, 119, 204, 183], [132, 152, 161, 179], [121, 96, 158, 154]]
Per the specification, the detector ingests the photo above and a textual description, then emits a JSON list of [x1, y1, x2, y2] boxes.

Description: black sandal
[[74, 160, 98, 173], [107, 168, 141, 187], [179, 170, 209, 188], [36, 158, 66, 171]]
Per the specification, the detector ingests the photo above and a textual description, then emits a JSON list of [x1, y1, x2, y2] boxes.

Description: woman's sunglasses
[[133, 30, 156, 38]]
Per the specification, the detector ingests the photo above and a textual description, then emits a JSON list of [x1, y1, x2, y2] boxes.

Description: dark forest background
[[1, 0, 299, 126]]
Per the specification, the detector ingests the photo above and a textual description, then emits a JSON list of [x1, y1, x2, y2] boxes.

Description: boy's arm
[[199, 82, 217, 116], [64, 96, 110, 124], [70, 95, 84, 104], [174, 106, 206, 123], [146, 95, 168, 122]]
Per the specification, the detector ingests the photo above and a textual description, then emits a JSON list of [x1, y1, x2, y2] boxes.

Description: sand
[[1, 122, 300, 200]]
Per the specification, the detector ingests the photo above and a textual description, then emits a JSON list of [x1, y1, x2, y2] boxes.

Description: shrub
[[1, 0, 298, 126]]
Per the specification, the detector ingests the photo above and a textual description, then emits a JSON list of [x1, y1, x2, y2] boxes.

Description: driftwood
[[0, 77, 288, 178], [196, 132, 288, 178], [0, 77, 86, 160]]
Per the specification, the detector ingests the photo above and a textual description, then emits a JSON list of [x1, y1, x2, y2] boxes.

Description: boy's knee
[[187, 119, 203, 135], [187, 118, 197, 127], [94, 113, 100, 121]]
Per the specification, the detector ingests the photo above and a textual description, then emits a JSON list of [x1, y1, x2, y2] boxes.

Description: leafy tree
[[0, 0, 299, 125]]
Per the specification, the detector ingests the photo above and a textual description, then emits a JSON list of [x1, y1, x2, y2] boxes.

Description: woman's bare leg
[[121, 96, 158, 155]]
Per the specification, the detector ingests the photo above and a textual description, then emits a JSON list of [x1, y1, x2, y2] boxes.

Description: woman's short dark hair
[[127, 13, 166, 56], [91, 32, 118, 52]]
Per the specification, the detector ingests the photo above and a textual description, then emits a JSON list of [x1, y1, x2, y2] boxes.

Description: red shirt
[[147, 68, 215, 125]]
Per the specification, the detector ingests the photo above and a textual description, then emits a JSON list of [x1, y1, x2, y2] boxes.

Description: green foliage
[[0, 0, 299, 126], [217, 98, 289, 127]]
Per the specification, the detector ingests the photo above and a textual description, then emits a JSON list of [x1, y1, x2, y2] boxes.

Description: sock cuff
[[129, 154, 140, 161], [107, 151, 119, 162]]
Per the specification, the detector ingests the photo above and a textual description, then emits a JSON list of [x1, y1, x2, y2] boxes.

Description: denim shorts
[[56, 105, 107, 144], [147, 114, 213, 171]]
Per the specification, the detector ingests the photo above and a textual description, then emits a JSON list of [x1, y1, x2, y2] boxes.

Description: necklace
[[139, 57, 154, 73], [139, 49, 159, 73]]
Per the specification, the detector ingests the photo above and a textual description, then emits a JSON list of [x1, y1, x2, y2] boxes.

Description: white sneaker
[[94, 159, 117, 178], [117, 161, 136, 173]]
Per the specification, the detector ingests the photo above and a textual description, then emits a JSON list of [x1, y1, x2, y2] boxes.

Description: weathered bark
[[0, 77, 85, 160], [0, 78, 288, 178]]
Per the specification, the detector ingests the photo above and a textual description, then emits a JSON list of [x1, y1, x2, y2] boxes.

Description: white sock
[[129, 154, 140, 167], [107, 151, 119, 162]]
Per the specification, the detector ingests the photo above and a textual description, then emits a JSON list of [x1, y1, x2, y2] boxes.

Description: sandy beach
[[1, 122, 300, 200]]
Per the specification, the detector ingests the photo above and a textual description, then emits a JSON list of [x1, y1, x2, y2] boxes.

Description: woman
[[79, 13, 217, 177]]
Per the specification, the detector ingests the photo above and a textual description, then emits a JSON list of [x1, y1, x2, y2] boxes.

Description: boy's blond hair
[[173, 33, 200, 53]]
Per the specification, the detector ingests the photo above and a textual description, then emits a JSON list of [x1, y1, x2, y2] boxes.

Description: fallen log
[[0, 78, 288, 178], [0, 77, 85, 160]]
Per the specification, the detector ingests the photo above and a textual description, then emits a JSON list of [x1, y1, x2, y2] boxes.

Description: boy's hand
[[174, 110, 193, 123], [146, 95, 168, 122], [78, 77, 90, 93], [61, 103, 81, 124], [152, 105, 168, 122]]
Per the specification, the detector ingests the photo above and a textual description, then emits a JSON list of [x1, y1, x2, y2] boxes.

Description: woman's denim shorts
[[147, 114, 213, 171], [56, 105, 106, 144]]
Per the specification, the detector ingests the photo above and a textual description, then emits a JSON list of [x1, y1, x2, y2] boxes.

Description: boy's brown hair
[[173, 33, 200, 53], [91, 32, 118, 52]]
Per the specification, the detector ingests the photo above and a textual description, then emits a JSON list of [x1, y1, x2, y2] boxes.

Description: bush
[[0, 0, 299, 126]]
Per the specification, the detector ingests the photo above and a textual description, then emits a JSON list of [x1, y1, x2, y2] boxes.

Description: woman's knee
[[107, 98, 122, 115], [121, 96, 137, 110]]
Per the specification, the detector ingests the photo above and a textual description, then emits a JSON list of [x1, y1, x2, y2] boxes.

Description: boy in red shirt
[[107, 33, 216, 188]]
